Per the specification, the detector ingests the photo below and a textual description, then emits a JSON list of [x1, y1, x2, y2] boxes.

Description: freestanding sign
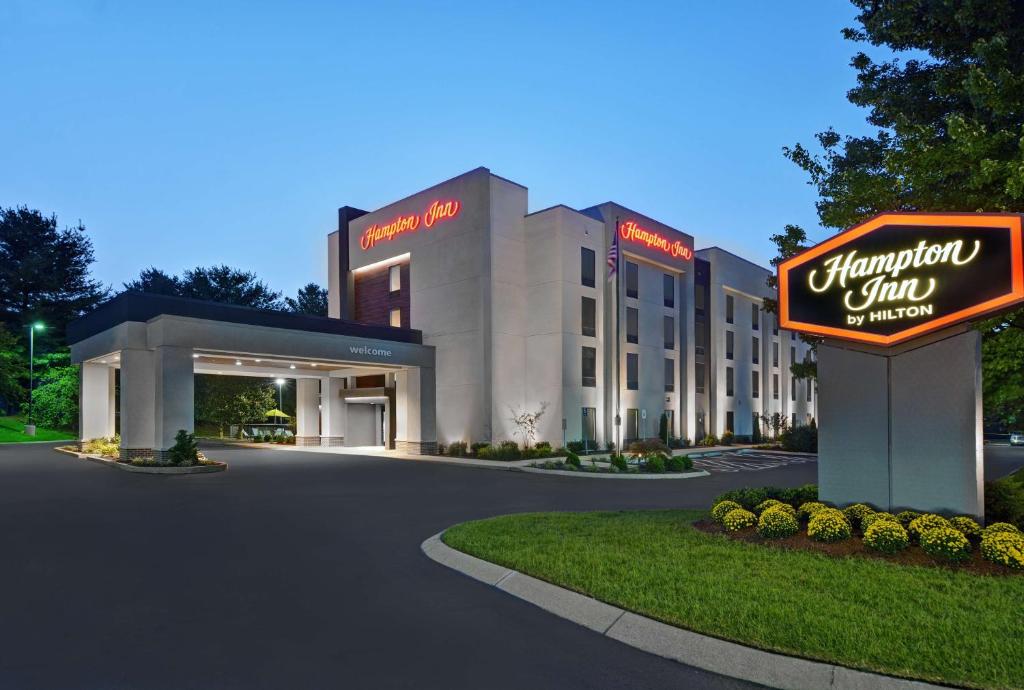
[[778, 213, 1024, 519]]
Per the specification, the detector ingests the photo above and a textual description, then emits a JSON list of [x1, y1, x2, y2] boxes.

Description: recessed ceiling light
[[192, 354, 200, 359], [235, 360, 242, 366], [255, 359, 262, 363], [311, 363, 318, 367], [100, 360, 106, 364], [289, 364, 296, 370]]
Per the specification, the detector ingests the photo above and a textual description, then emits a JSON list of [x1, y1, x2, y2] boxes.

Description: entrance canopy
[[68, 292, 437, 457]]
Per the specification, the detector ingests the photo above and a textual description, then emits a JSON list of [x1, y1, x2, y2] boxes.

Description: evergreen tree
[[285, 283, 328, 316]]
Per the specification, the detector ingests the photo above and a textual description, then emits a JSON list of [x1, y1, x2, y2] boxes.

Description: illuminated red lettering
[[619, 220, 692, 261], [359, 199, 463, 250], [424, 200, 461, 228]]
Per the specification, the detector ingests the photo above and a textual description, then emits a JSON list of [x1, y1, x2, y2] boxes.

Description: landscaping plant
[[722, 508, 756, 532], [797, 501, 826, 522], [807, 509, 851, 543], [863, 520, 909, 554], [895, 510, 920, 527], [757, 506, 799, 539], [919, 526, 972, 562], [861, 512, 897, 530], [983, 522, 1021, 538], [907, 514, 951, 541], [168, 429, 199, 466], [841, 503, 874, 530], [980, 531, 1024, 570], [949, 516, 982, 541], [711, 500, 742, 524]]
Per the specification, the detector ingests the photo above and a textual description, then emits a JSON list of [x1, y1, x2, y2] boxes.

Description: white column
[[395, 367, 436, 453], [119, 348, 155, 455], [320, 376, 346, 446], [79, 362, 115, 441], [154, 346, 194, 452], [296, 378, 320, 444]]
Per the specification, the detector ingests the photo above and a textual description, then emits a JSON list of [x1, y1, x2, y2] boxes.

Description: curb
[[55, 447, 227, 474], [421, 532, 947, 690], [519, 467, 710, 480]]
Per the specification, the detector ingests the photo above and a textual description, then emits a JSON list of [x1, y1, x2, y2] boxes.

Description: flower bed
[[705, 487, 1024, 575]]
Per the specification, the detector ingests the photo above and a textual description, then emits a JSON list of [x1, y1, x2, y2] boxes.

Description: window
[[751, 303, 759, 330], [389, 308, 401, 328], [389, 265, 401, 293], [664, 358, 674, 392], [791, 331, 796, 341], [695, 364, 705, 394], [726, 411, 734, 433], [773, 373, 779, 400], [626, 261, 638, 298], [792, 377, 796, 401], [752, 336, 759, 365], [664, 316, 674, 350], [581, 248, 595, 287], [792, 412, 797, 428], [752, 372, 759, 398], [726, 366, 734, 396], [626, 408, 639, 441], [772, 342, 779, 368], [582, 407, 597, 443], [663, 409, 675, 437], [695, 285, 705, 312], [663, 274, 674, 308], [725, 330, 734, 360], [626, 353, 638, 390], [626, 307, 638, 344], [582, 347, 596, 387], [695, 315, 706, 357], [807, 380, 813, 402], [772, 316, 778, 336], [725, 294, 734, 324], [790, 346, 796, 364], [581, 297, 596, 337]]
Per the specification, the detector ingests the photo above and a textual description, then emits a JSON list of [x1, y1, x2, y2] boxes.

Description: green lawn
[[0, 416, 75, 443], [444, 511, 1024, 689]]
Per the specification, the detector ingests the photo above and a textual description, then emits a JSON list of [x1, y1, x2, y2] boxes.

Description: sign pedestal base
[[817, 328, 983, 519]]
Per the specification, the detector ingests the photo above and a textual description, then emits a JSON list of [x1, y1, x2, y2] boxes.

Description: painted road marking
[[691, 451, 817, 473]]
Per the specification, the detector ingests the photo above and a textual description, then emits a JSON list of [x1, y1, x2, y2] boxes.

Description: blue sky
[[1, 1, 877, 298]]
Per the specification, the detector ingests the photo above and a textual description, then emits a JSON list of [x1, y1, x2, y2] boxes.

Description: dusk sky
[[2, 1, 878, 298]]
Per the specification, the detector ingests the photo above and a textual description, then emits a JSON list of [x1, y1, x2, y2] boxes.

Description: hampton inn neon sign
[[359, 200, 461, 250], [779, 213, 1024, 346], [620, 220, 693, 261]]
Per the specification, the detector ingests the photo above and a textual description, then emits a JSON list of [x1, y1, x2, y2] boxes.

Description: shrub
[[862, 512, 898, 530], [843, 503, 875, 530], [798, 501, 827, 522], [720, 431, 735, 446], [983, 522, 1021, 538], [534, 441, 552, 453], [714, 487, 768, 511], [564, 451, 582, 469], [168, 430, 198, 466], [757, 507, 799, 538], [778, 484, 819, 507], [552, 446, 569, 457], [920, 526, 971, 562], [896, 510, 921, 527], [949, 516, 982, 540], [644, 454, 666, 473], [435, 443, 447, 456], [780, 422, 817, 452], [605, 441, 616, 452], [808, 509, 852, 542], [985, 475, 1024, 528], [610, 454, 629, 472], [83, 435, 120, 458], [723, 508, 756, 531], [664, 454, 692, 472], [711, 500, 743, 524], [908, 514, 951, 541], [470, 442, 490, 455], [447, 441, 468, 457], [566, 440, 586, 453], [863, 520, 910, 553], [628, 439, 671, 455], [755, 499, 784, 515], [699, 434, 719, 447], [980, 531, 1024, 570]]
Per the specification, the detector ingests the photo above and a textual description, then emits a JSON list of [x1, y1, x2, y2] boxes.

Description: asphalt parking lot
[[690, 449, 817, 473]]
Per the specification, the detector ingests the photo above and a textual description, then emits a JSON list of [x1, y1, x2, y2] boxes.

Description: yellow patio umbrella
[[265, 409, 290, 424]]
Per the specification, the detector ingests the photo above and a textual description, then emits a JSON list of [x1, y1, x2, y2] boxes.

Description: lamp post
[[275, 378, 285, 427], [26, 322, 44, 436]]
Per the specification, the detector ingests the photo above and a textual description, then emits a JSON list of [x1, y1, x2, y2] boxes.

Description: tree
[[0, 207, 108, 344], [0, 325, 26, 414], [777, 1, 1024, 419], [24, 352, 78, 430], [509, 402, 548, 449], [194, 375, 276, 436], [122, 265, 282, 310], [286, 283, 328, 316]]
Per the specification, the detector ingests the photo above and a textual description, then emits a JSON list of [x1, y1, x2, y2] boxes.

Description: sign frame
[[778, 212, 1024, 347]]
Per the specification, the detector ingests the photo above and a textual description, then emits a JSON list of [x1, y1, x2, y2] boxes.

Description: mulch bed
[[693, 519, 1020, 577]]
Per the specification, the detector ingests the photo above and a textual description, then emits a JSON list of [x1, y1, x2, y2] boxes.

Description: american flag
[[607, 229, 619, 281]]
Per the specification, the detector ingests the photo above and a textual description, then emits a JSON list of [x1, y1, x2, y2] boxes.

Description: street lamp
[[26, 322, 44, 436], [275, 378, 285, 426]]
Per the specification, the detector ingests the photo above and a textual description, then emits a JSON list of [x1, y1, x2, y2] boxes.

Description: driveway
[[0, 443, 1017, 689]]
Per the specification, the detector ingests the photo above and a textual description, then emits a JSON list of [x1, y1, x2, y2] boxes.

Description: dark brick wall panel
[[354, 261, 410, 328]]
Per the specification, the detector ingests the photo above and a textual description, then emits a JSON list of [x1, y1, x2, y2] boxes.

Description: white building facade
[[327, 167, 816, 448]]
